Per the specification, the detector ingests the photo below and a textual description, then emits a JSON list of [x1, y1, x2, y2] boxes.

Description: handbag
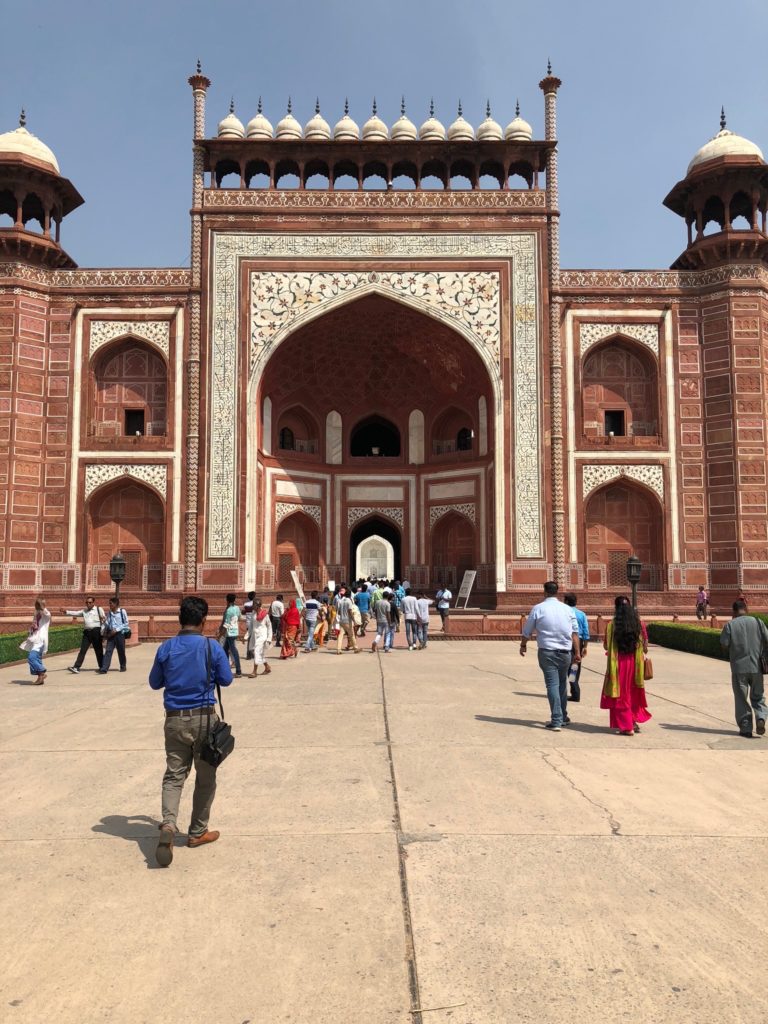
[[200, 639, 235, 768], [643, 657, 654, 680], [121, 609, 132, 639]]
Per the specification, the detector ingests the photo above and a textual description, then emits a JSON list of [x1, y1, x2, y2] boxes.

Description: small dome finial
[[372, 97, 378, 115], [429, 97, 435, 117], [229, 97, 235, 114], [401, 96, 406, 116], [344, 97, 349, 115], [457, 100, 463, 117], [720, 106, 727, 131], [287, 96, 292, 114], [19, 108, 26, 128], [486, 100, 491, 118], [547, 58, 552, 74], [196, 59, 202, 74], [515, 98, 520, 117], [315, 97, 321, 114], [257, 96, 263, 114]]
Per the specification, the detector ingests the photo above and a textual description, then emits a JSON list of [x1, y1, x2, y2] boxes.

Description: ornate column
[[539, 63, 564, 581], [185, 61, 210, 589]]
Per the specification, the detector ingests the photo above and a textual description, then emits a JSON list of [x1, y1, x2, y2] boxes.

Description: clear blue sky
[[3, 0, 766, 270]]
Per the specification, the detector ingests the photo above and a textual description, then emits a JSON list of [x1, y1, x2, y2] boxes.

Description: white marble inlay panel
[[429, 503, 476, 527], [579, 322, 659, 357], [428, 480, 476, 500], [84, 463, 167, 500], [275, 501, 322, 525], [347, 506, 404, 528], [275, 480, 323, 500], [347, 485, 405, 502], [89, 319, 170, 359], [582, 464, 664, 500]]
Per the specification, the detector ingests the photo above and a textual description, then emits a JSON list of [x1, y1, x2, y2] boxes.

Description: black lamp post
[[626, 555, 642, 611], [109, 552, 127, 600]]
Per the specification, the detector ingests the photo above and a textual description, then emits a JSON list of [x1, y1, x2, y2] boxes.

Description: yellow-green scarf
[[603, 620, 645, 699]]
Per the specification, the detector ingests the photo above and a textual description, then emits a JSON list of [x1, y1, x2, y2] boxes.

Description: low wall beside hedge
[[647, 621, 728, 660], [0, 626, 83, 666]]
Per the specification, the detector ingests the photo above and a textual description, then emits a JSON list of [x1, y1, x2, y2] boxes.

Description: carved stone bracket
[[429, 502, 476, 528], [89, 319, 171, 359], [582, 464, 664, 500], [579, 322, 659, 358], [84, 463, 168, 500], [347, 506, 404, 528]]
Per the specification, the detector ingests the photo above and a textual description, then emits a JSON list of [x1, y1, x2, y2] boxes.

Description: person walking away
[[371, 590, 393, 653], [416, 591, 432, 648], [391, 581, 404, 632], [24, 598, 51, 685], [270, 594, 285, 647], [313, 601, 329, 649], [63, 596, 105, 673], [280, 599, 301, 658], [563, 593, 589, 702], [303, 591, 321, 652], [221, 593, 242, 677], [402, 588, 420, 650], [243, 591, 255, 659], [601, 595, 652, 735], [520, 581, 580, 731], [247, 598, 272, 676], [436, 583, 452, 631], [354, 585, 371, 636], [149, 595, 233, 867], [695, 585, 710, 621], [99, 597, 129, 674], [720, 599, 768, 738], [335, 590, 359, 654]]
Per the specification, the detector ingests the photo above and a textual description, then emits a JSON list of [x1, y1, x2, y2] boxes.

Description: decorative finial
[[19, 108, 26, 128], [229, 97, 235, 114], [287, 97, 292, 114], [257, 96, 263, 114], [515, 98, 520, 117], [429, 97, 435, 117], [547, 58, 552, 74], [486, 100, 491, 118], [720, 106, 727, 131], [344, 97, 349, 116], [372, 97, 377, 115], [401, 96, 406, 116], [196, 59, 201, 74], [457, 100, 463, 117], [315, 97, 320, 114]]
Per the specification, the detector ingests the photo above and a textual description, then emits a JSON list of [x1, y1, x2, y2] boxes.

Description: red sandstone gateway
[[1, 69, 766, 621]]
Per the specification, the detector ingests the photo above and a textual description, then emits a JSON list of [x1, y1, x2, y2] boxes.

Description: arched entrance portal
[[356, 534, 395, 580], [349, 517, 401, 581], [585, 481, 664, 589], [88, 481, 165, 590]]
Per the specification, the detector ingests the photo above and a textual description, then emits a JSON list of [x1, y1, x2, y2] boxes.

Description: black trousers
[[74, 627, 104, 669], [270, 614, 282, 644]]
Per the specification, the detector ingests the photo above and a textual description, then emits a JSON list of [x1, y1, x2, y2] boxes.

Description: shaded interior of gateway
[[349, 516, 401, 581]]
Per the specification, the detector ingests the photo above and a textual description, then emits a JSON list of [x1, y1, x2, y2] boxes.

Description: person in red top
[[280, 599, 301, 659]]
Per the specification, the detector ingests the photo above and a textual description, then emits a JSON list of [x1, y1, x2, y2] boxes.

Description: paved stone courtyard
[[2, 637, 766, 1023]]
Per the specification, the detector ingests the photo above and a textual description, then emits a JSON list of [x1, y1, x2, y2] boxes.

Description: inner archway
[[585, 481, 664, 588], [350, 415, 401, 457], [356, 534, 395, 580], [349, 516, 402, 581]]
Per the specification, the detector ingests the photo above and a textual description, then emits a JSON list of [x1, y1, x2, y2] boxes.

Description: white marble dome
[[477, 101, 502, 142], [0, 115, 60, 173], [333, 100, 359, 141], [687, 116, 764, 174], [246, 98, 273, 140], [218, 101, 245, 139], [447, 103, 474, 142], [304, 100, 331, 141], [362, 101, 388, 141], [505, 102, 533, 142], [419, 101, 446, 142], [276, 100, 302, 140], [391, 99, 417, 142]]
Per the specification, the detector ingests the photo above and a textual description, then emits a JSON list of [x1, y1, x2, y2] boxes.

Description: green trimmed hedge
[[647, 621, 728, 660], [0, 625, 83, 666]]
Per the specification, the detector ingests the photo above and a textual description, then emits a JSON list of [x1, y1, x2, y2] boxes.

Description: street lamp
[[626, 555, 642, 611], [109, 552, 126, 600]]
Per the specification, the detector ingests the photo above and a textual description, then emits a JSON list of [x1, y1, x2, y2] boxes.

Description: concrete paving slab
[[405, 835, 768, 1024]]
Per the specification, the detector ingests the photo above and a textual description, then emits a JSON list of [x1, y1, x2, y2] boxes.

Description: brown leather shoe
[[187, 829, 220, 848], [156, 824, 174, 867]]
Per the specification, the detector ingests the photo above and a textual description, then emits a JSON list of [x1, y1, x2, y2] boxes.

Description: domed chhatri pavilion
[[1, 66, 767, 615]]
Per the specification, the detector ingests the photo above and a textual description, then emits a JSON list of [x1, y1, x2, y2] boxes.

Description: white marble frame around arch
[[206, 231, 542, 591]]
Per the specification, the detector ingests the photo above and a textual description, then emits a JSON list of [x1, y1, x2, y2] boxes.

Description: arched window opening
[[450, 173, 473, 191], [362, 161, 387, 191], [276, 406, 319, 455], [431, 406, 474, 456], [304, 160, 330, 190], [450, 160, 474, 191], [21, 192, 45, 232], [275, 159, 301, 189], [456, 427, 473, 451], [585, 482, 663, 589], [215, 160, 241, 188], [479, 161, 504, 190], [581, 339, 658, 441], [421, 160, 447, 190], [279, 427, 295, 451], [351, 415, 401, 457], [729, 190, 753, 229], [0, 189, 15, 227], [305, 172, 330, 190], [333, 174, 358, 191], [392, 161, 417, 190], [245, 159, 270, 189], [391, 173, 417, 190], [507, 161, 534, 189], [701, 195, 725, 235], [91, 339, 168, 439]]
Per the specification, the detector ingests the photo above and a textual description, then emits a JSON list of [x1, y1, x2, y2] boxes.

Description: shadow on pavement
[[659, 723, 735, 736], [92, 814, 168, 869], [7, 678, 44, 686], [475, 714, 608, 734]]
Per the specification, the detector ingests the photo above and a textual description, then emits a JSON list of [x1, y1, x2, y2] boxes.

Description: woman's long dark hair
[[613, 595, 641, 654]]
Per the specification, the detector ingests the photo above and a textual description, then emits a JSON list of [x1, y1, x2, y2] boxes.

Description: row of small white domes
[[217, 99, 534, 143]]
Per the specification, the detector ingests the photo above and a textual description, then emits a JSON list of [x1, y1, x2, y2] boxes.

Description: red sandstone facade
[[1, 72, 767, 611]]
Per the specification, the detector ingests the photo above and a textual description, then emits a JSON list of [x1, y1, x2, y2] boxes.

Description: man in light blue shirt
[[563, 592, 590, 703], [520, 581, 580, 731]]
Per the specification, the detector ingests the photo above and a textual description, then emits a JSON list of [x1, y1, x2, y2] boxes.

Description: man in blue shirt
[[520, 581, 580, 731], [354, 585, 371, 636], [149, 595, 233, 867], [563, 593, 589, 702]]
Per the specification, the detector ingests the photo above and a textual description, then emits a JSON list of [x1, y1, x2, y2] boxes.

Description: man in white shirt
[[520, 581, 580, 731], [436, 583, 452, 631], [415, 592, 432, 649], [62, 595, 105, 673]]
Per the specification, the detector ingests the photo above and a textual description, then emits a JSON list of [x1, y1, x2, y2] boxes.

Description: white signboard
[[289, 569, 306, 607], [455, 570, 477, 609]]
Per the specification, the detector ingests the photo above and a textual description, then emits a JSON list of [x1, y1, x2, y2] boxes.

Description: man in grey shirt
[[520, 581, 580, 731], [720, 600, 768, 737]]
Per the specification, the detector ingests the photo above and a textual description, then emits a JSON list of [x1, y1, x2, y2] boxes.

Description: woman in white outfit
[[248, 598, 273, 677], [24, 597, 52, 685]]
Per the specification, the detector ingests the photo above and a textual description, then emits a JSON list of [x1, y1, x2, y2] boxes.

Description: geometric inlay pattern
[[579, 322, 659, 358], [347, 506, 405, 528], [582, 463, 664, 500], [89, 319, 171, 359], [84, 463, 168, 500], [275, 502, 322, 526], [429, 502, 476, 527]]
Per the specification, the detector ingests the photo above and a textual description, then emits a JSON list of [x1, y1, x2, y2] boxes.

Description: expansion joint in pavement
[[539, 748, 623, 836], [375, 652, 424, 1024]]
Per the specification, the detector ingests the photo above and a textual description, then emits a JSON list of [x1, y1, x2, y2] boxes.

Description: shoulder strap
[[121, 608, 127, 625]]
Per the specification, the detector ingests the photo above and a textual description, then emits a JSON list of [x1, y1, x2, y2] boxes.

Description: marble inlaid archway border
[[209, 232, 542, 580]]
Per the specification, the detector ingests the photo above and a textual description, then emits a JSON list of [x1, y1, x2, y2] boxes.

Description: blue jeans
[[28, 648, 45, 675], [304, 621, 317, 651], [537, 649, 570, 727], [417, 622, 429, 647], [223, 636, 241, 674], [405, 620, 419, 646]]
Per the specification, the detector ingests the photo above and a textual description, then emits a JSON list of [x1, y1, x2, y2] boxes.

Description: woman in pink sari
[[601, 595, 652, 735], [280, 599, 301, 659]]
